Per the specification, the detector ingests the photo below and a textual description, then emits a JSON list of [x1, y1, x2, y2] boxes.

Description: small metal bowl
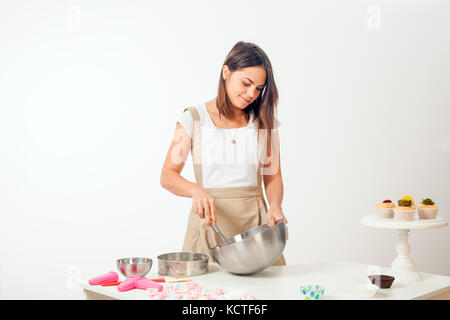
[[116, 257, 153, 277], [157, 252, 209, 277]]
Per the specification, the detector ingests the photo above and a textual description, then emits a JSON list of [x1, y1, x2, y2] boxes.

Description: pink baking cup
[[213, 288, 224, 295]]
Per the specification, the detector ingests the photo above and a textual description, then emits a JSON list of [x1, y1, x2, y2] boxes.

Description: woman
[[160, 41, 287, 265]]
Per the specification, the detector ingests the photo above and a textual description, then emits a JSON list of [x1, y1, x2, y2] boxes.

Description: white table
[[361, 215, 448, 283], [78, 260, 450, 300]]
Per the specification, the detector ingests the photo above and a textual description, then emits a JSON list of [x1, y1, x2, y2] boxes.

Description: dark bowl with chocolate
[[368, 274, 395, 289]]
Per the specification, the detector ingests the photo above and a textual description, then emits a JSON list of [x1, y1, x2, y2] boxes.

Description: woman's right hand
[[192, 186, 216, 226]]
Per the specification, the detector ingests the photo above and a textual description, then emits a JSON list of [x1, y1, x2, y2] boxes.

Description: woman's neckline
[[203, 102, 253, 130]]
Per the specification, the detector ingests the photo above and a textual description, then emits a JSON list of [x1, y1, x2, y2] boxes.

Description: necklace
[[219, 113, 245, 144]]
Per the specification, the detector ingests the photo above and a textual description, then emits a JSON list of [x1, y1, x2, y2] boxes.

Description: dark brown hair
[[216, 41, 279, 150]]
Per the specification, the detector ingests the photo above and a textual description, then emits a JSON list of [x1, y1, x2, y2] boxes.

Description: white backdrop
[[1, 0, 449, 299]]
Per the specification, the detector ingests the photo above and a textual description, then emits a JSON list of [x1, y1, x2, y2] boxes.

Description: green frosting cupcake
[[421, 198, 435, 205]]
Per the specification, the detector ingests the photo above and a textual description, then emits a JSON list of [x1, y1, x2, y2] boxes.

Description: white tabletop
[[361, 215, 448, 230], [78, 260, 450, 300]]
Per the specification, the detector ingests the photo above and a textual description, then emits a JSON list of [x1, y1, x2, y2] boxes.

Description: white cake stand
[[360, 214, 448, 283]]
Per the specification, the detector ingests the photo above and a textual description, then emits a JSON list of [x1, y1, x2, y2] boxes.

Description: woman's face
[[222, 65, 267, 111]]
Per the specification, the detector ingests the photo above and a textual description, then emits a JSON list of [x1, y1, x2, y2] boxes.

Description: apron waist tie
[[204, 185, 263, 199]]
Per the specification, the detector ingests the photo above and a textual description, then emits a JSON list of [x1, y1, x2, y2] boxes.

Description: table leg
[[391, 229, 423, 283]]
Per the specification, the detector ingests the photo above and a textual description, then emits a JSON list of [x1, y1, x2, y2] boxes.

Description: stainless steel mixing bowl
[[116, 257, 152, 277], [209, 220, 287, 275], [157, 252, 209, 277]]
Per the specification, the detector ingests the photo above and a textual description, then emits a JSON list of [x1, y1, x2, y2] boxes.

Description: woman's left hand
[[266, 205, 289, 240]]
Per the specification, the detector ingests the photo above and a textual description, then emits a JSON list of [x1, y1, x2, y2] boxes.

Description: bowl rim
[[299, 285, 325, 291], [116, 257, 153, 265], [209, 220, 286, 253], [368, 274, 395, 280], [157, 252, 209, 263]]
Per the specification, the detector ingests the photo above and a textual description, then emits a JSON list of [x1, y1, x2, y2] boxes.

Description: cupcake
[[400, 195, 416, 209], [376, 200, 394, 218], [417, 198, 438, 219], [393, 197, 416, 221]]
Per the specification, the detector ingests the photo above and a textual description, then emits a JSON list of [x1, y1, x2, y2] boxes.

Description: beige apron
[[181, 107, 286, 266]]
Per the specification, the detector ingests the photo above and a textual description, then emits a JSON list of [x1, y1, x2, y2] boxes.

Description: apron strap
[[257, 128, 268, 187], [257, 156, 263, 187], [184, 107, 203, 187]]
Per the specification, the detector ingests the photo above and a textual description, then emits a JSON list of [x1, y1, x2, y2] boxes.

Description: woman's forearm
[[160, 169, 199, 198], [264, 174, 284, 208]]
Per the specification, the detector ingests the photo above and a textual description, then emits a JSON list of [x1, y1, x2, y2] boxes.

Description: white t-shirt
[[177, 103, 280, 189]]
